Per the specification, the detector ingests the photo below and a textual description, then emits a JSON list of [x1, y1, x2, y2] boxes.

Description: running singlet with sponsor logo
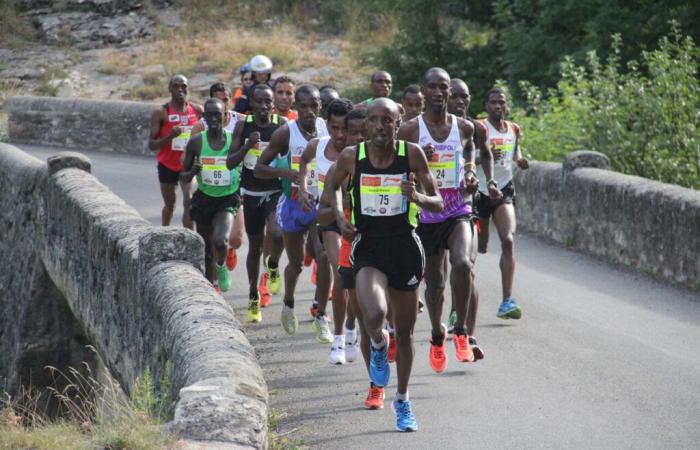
[[349, 140, 418, 238], [278, 118, 329, 199], [313, 136, 337, 199], [417, 114, 471, 223], [196, 130, 239, 197], [240, 114, 281, 194], [157, 103, 200, 172], [476, 119, 519, 189]]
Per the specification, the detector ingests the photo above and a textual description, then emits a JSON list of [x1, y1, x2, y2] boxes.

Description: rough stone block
[[563, 150, 610, 172], [47, 151, 92, 174]]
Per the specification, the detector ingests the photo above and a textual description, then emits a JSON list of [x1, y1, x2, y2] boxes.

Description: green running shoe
[[216, 264, 231, 292]]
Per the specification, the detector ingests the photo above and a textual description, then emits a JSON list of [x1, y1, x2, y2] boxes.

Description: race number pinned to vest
[[243, 141, 268, 170], [171, 114, 193, 152], [201, 156, 231, 186], [428, 150, 461, 188], [359, 173, 407, 216]]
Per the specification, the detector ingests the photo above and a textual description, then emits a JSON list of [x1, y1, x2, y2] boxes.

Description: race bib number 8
[[428, 151, 461, 188], [172, 126, 193, 151], [290, 156, 317, 189], [201, 156, 231, 186], [359, 173, 407, 217]]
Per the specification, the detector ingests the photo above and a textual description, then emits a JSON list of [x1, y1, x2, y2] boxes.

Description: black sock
[[453, 326, 467, 336], [284, 299, 294, 308], [249, 289, 258, 299], [431, 331, 445, 345], [267, 258, 278, 269]]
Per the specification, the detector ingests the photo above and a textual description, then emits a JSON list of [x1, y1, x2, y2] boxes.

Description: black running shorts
[[475, 181, 515, 219], [351, 231, 425, 292], [416, 215, 476, 257], [190, 190, 240, 226], [157, 162, 180, 185], [243, 191, 281, 235]]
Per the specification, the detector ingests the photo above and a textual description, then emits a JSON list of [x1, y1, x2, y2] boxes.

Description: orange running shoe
[[429, 323, 448, 373], [364, 384, 385, 410], [225, 248, 238, 271], [453, 333, 475, 362], [304, 252, 313, 267], [259, 273, 272, 308], [311, 260, 318, 285], [387, 332, 397, 363]]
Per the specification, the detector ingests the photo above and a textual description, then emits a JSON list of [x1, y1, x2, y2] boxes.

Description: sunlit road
[[22, 145, 700, 450]]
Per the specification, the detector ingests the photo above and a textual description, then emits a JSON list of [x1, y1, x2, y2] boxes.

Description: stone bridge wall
[[0, 143, 267, 449]]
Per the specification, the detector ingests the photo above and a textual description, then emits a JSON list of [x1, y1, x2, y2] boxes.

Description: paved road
[[22, 145, 700, 449]]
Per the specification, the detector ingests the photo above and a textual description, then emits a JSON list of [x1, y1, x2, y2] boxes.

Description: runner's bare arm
[[227, 121, 254, 169], [328, 147, 357, 240], [148, 108, 180, 151], [254, 126, 295, 180], [457, 118, 479, 194], [179, 135, 202, 182], [405, 143, 443, 213], [512, 123, 529, 169], [316, 163, 337, 227], [397, 118, 420, 143]]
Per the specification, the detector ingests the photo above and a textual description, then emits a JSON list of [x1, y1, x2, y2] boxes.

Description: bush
[[510, 27, 700, 189]]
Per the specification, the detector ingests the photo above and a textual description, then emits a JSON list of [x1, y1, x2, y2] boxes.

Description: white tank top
[[314, 136, 335, 197], [417, 114, 463, 190], [283, 118, 329, 191], [477, 120, 517, 189]]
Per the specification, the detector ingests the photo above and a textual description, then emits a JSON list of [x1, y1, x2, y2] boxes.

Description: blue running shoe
[[370, 330, 390, 387], [392, 399, 418, 432], [497, 298, 522, 319]]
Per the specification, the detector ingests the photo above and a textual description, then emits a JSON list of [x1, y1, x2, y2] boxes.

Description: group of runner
[[149, 56, 529, 432]]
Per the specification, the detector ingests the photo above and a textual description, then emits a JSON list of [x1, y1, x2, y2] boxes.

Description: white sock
[[371, 336, 385, 350], [396, 391, 408, 402]]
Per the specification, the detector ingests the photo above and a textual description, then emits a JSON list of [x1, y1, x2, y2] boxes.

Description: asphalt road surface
[[21, 145, 700, 450]]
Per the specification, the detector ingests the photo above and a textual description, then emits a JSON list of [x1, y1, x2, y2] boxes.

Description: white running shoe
[[344, 328, 359, 363], [312, 315, 333, 344], [280, 305, 298, 335], [328, 335, 346, 365]]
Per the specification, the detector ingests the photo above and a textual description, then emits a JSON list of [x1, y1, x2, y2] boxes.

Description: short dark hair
[[345, 108, 366, 125], [273, 75, 294, 90], [251, 83, 273, 97], [209, 82, 229, 98], [402, 84, 421, 98], [295, 84, 320, 102], [319, 85, 336, 93], [422, 67, 449, 85], [204, 97, 224, 110], [326, 98, 354, 120], [486, 87, 506, 101]]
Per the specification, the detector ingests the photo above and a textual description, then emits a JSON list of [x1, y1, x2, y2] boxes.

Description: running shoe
[[247, 295, 262, 323], [312, 315, 333, 344], [469, 336, 485, 361], [258, 274, 272, 307], [264, 256, 281, 294], [387, 332, 397, 363], [280, 305, 298, 335], [328, 335, 346, 365], [392, 399, 418, 432], [453, 332, 474, 362], [303, 251, 313, 267], [429, 323, 448, 373], [447, 309, 457, 334], [309, 302, 319, 319], [345, 328, 359, 363], [370, 330, 390, 387], [497, 298, 522, 319], [214, 284, 221, 294], [364, 384, 385, 410], [225, 248, 238, 271], [311, 260, 318, 285], [216, 264, 231, 292]]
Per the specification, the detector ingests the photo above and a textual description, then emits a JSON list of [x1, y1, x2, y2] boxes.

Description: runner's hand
[[169, 126, 183, 139], [337, 216, 357, 241], [488, 184, 502, 200], [517, 158, 529, 169], [491, 143, 502, 161], [464, 172, 479, 194], [246, 132, 260, 150], [401, 172, 419, 202], [422, 143, 436, 161], [300, 190, 316, 212], [192, 155, 202, 175], [288, 169, 302, 184]]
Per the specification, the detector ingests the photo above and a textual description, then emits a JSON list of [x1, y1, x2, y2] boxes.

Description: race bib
[[171, 125, 193, 152], [359, 173, 407, 217], [491, 137, 514, 167], [290, 156, 317, 189], [428, 151, 461, 188], [243, 141, 268, 170], [201, 156, 231, 186]]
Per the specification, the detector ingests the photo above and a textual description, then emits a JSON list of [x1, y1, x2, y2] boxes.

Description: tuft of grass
[[99, 52, 137, 75], [267, 406, 304, 450], [0, 361, 175, 450], [34, 65, 69, 97], [0, 0, 40, 47]]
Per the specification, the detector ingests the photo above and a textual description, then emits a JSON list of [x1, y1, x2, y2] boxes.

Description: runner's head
[[273, 75, 295, 114], [421, 67, 450, 113], [486, 87, 508, 121], [168, 74, 188, 103], [209, 82, 231, 110], [250, 83, 274, 122], [203, 98, 225, 132], [401, 84, 424, 120], [366, 98, 400, 149], [370, 71, 392, 99], [294, 84, 321, 131], [326, 98, 354, 149], [345, 108, 367, 146], [239, 63, 253, 89], [319, 86, 340, 119], [250, 54, 273, 84], [447, 78, 470, 118]]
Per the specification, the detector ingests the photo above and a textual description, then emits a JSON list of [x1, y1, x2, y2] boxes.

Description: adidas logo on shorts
[[407, 275, 418, 286]]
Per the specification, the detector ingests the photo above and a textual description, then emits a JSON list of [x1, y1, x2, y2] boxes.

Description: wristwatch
[[488, 179, 498, 188]]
